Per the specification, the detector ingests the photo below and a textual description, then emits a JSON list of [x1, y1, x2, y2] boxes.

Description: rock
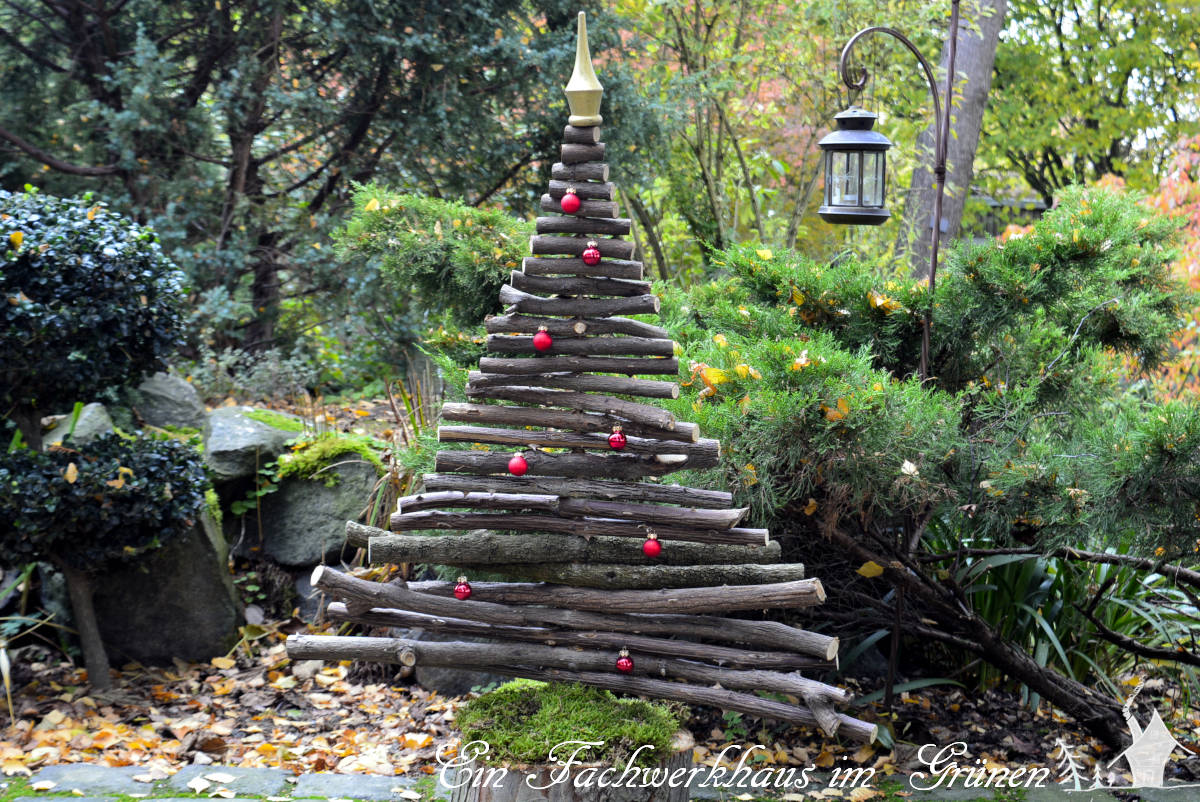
[[134, 372, 207, 429], [292, 659, 324, 681], [293, 568, 329, 621], [290, 773, 416, 800], [229, 461, 379, 567], [164, 766, 291, 797], [203, 406, 301, 483], [41, 403, 114, 448], [93, 510, 242, 664]]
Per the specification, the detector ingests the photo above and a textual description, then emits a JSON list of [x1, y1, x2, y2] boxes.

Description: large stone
[[41, 402, 114, 448], [134, 372, 207, 429], [230, 461, 379, 567], [407, 629, 508, 698], [93, 510, 242, 664], [203, 406, 301, 483]]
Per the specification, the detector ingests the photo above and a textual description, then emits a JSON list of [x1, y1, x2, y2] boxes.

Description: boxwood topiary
[[0, 434, 208, 568], [1, 188, 186, 448]]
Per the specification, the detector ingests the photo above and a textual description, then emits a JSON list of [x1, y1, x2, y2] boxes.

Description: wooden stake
[[561, 142, 605, 164], [548, 180, 613, 200], [529, 236, 635, 261], [457, 387, 676, 429], [551, 161, 608, 181], [432, 452, 722, 484], [437, 426, 719, 462], [535, 216, 631, 236], [540, 194, 618, 218], [478, 355, 677, 376], [562, 125, 601, 144], [440, 402, 698, 442], [469, 561, 807, 589], [509, 271, 649, 297], [468, 370, 678, 400], [487, 312, 665, 339], [521, 256, 642, 280], [420, 474, 729, 507], [485, 334, 674, 357]]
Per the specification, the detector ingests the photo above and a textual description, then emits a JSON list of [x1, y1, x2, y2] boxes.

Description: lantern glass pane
[[862, 152, 883, 207], [831, 152, 860, 206]]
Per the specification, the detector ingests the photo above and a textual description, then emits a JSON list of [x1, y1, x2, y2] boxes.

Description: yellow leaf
[[712, 333, 728, 347], [87, 206, 99, 221], [352, 409, 371, 417], [738, 394, 751, 414], [105, 476, 125, 489], [849, 788, 883, 801], [803, 498, 818, 516], [735, 364, 749, 379], [742, 463, 758, 487], [363, 198, 380, 212], [814, 749, 836, 768], [701, 367, 729, 385], [2, 760, 30, 776], [8, 231, 22, 249], [755, 248, 773, 260], [838, 397, 850, 414], [64, 462, 78, 484], [901, 460, 919, 477], [857, 561, 885, 578], [211, 657, 236, 670], [791, 286, 805, 306], [403, 732, 433, 749]]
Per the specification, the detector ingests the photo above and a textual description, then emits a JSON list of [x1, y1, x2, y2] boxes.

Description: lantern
[[817, 107, 892, 225]]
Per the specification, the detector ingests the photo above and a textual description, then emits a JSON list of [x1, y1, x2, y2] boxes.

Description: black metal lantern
[[818, 107, 892, 225]]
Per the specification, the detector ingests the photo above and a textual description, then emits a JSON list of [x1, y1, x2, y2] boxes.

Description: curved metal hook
[[838, 26, 943, 161]]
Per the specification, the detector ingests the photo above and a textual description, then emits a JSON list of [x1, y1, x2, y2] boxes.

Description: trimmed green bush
[[1, 189, 185, 447]]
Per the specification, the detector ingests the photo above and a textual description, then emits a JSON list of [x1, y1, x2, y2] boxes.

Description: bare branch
[[0, 125, 119, 176]]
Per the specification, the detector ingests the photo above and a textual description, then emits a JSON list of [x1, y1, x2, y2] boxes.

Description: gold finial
[[564, 11, 603, 126]]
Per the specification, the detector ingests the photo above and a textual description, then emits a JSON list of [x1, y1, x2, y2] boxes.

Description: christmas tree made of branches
[[288, 12, 871, 743]]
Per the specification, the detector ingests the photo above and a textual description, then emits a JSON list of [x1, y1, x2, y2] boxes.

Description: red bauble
[[608, 427, 627, 450], [454, 577, 472, 600], [507, 454, 529, 476], [560, 190, 581, 214], [582, 240, 602, 266], [642, 534, 662, 558], [532, 328, 554, 352], [616, 650, 634, 674]]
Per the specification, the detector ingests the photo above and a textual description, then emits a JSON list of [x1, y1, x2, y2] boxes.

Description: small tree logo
[[1109, 685, 1184, 789]]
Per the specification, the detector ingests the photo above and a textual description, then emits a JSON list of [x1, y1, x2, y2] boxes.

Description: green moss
[[456, 680, 682, 769], [244, 408, 305, 433], [204, 487, 222, 526], [276, 433, 385, 486], [161, 424, 202, 437]]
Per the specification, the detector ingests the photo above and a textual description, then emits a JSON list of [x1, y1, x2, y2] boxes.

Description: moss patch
[[276, 433, 385, 486], [244, 408, 305, 433], [204, 487, 222, 526], [456, 680, 682, 769]]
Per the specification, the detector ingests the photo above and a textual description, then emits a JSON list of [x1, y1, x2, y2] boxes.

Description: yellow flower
[[712, 333, 729, 348], [755, 248, 773, 260], [742, 463, 758, 486], [363, 198, 380, 212], [735, 364, 749, 379], [8, 231, 22, 249], [791, 287, 805, 306], [803, 498, 818, 516]]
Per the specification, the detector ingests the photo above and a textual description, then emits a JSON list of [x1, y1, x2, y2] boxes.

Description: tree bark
[[468, 562, 807, 590], [540, 194, 618, 218], [528, 237, 635, 261], [547, 181, 614, 201], [440, 402, 698, 443], [349, 523, 777, 565], [420, 475, 730, 507], [389, 509, 767, 546], [58, 562, 112, 691], [477, 355, 677, 377], [11, 404, 43, 451], [453, 388, 676, 429], [324, 603, 822, 670], [551, 161, 608, 181], [486, 312, 664, 338], [467, 371, 678, 400], [508, 271, 650, 297], [562, 125, 601, 144], [485, 335, 673, 357], [406, 577, 824, 614], [535, 216, 631, 237], [898, 0, 1008, 277], [560, 143, 605, 164]]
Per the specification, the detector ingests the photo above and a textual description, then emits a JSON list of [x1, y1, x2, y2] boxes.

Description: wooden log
[[557, 496, 740, 526], [348, 522, 779, 565], [487, 312, 665, 339], [440, 403, 699, 443], [457, 388, 676, 429], [318, 558, 838, 660], [433, 452, 721, 485], [540, 194, 617, 218], [420, 474, 731, 508], [286, 634, 853, 727], [561, 142, 605, 164], [390, 509, 767, 546], [478, 355, 677, 376], [393, 490, 560, 514], [535, 215, 631, 236], [325, 604, 826, 671], [407, 577, 826, 614], [551, 160, 608, 181], [437, 426, 720, 463], [548, 180, 614, 201], [563, 125, 601, 144], [500, 284, 657, 317], [468, 370, 678, 400], [499, 667, 876, 742], [478, 562, 807, 590], [509, 271, 649, 297], [485, 334, 673, 357], [522, 256, 643, 280], [529, 236, 635, 261]]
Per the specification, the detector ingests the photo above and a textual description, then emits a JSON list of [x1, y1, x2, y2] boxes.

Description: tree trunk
[[11, 404, 42, 451], [58, 562, 112, 691], [898, 0, 1008, 277]]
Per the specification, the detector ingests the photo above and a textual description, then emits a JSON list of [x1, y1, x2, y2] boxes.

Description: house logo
[[1056, 683, 1195, 792]]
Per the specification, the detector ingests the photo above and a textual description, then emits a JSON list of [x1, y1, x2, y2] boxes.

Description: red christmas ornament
[[642, 532, 662, 558], [615, 649, 634, 674], [454, 576, 472, 600], [560, 188, 581, 214], [608, 425, 627, 450], [581, 240, 602, 266], [532, 326, 553, 352], [507, 454, 529, 476]]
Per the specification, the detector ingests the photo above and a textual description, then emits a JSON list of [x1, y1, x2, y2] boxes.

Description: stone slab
[[30, 765, 148, 795], [14, 798, 115, 802], [164, 765, 292, 796], [291, 772, 416, 799]]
